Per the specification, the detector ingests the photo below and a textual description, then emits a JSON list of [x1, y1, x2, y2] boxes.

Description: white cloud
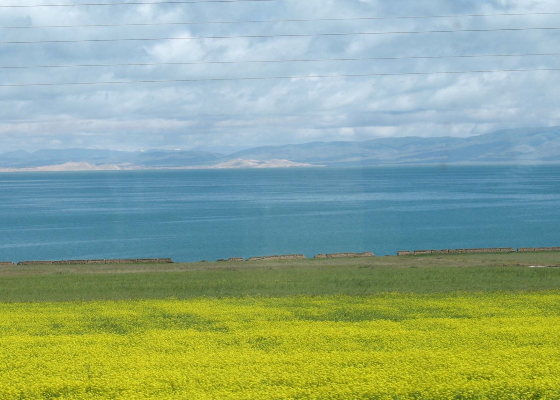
[[1, 0, 560, 152]]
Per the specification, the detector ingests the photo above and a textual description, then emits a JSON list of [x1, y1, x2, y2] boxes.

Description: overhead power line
[[3, 12, 560, 29], [1, 53, 559, 70], [2, 27, 560, 45], [0, 0, 279, 7], [1, 68, 558, 87]]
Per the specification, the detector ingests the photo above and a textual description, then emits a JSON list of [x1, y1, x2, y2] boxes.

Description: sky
[[1, 0, 560, 153]]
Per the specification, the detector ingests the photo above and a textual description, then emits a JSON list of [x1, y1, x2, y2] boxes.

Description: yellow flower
[[1, 293, 560, 399]]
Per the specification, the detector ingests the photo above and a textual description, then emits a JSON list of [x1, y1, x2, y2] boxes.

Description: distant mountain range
[[1, 126, 559, 170], [231, 126, 560, 166], [0, 148, 224, 169]]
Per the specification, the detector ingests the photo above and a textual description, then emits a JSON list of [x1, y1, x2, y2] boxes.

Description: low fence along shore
[[246, 254, 307, 262], [2, 246, 559, 266], [314, 252, 375, 259], [517, 247, 560, 252], [397, 247, 560, 256], [16, 258, 174, 266]]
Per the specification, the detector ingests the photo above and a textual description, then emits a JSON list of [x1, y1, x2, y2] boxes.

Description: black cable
[[2, 13, 560, 29], [1, 53, 559, 69], [1, 68, 558, 87], [2, 27, 560, 45], [0, 0, 279, 7]]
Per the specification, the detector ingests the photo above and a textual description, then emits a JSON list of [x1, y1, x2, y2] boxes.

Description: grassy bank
[[1, 252, 559, 302], [2, 254, 560, 399]]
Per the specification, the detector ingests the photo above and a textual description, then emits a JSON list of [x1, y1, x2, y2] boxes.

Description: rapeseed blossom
[[1, 292, 560, 399]]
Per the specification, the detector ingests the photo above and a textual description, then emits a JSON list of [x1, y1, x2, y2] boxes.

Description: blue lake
[[1, 166, 559, 263]]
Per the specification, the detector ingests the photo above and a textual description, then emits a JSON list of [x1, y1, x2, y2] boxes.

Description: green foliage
[[0, 252, 559, 302]]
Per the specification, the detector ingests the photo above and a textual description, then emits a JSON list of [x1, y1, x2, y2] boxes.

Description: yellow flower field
[[1, 292, 560, 399]]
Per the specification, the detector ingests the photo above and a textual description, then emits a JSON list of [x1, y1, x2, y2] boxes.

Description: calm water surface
[[1, 166, 559, 262]]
